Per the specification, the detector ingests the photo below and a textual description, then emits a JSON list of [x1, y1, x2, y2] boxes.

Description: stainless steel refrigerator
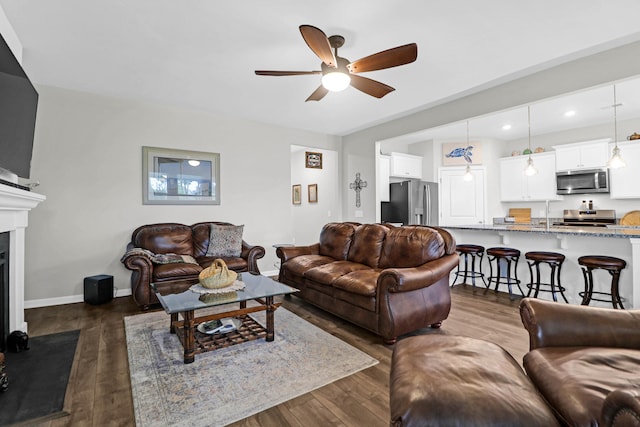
[[381, 180, 439, 226]]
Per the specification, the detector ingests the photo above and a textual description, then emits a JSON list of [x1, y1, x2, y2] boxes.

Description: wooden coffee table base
[[169, 296, 279, 363]]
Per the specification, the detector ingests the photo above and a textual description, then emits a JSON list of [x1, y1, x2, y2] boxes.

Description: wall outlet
[[327, 210, 331, 217], [355, 210, 363, 218]]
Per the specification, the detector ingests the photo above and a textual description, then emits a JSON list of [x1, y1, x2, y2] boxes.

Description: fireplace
[[0, 184, 45, 339], [0, 232, 7, 352]]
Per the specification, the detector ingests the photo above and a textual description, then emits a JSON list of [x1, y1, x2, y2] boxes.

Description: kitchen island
[[444, 224, 640, 308]]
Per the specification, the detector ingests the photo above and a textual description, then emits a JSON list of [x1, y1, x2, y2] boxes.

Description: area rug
[[0, 329, 80, 425], [125, 307, 378, 427]]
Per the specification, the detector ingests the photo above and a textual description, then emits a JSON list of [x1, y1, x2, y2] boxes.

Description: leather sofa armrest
[[241, 241, 266, 274], [121, 248, 154, 309], [602, 389, 640, 427], [378, 253, 459, 293], [520, 298, 640, 350], [276, 243, 320, 263]]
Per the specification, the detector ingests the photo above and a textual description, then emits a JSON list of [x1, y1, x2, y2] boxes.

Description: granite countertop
[[444, 223, 640, 238]]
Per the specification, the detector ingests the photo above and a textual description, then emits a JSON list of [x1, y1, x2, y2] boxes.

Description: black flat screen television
[[0, 31, 38, 180]]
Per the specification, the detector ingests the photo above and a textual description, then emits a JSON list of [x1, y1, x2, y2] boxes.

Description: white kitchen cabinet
[[389, 152, 423, 179], [377, 155, 390, 202], [499, 152, 562, 201], [553, 139, 610, 171], [609, 142, 640, 199]]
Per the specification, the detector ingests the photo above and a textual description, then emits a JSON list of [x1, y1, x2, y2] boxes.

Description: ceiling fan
[[255, 25, 418, 102]]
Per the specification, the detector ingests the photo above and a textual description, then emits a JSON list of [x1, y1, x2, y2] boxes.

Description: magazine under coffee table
[[151, 272, 298, 363]]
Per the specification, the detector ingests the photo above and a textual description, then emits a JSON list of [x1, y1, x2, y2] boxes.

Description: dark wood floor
[[22, 284, 527, 427]]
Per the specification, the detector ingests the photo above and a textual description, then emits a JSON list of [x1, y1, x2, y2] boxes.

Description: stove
[[553, 209, 616, 227]]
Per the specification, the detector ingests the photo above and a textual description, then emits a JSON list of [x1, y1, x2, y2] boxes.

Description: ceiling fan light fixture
[[321, 71, 351, 92]]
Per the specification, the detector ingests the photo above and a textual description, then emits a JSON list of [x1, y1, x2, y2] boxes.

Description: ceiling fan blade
[[347, 43, 418, 73], [299, 25, 337, 68], [350, 75, 395, 98], [305, 85, 329, 102], [255, 70, 321, 76]]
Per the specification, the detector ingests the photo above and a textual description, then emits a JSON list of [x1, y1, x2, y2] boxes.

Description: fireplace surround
[[0, 184, 45, 340]]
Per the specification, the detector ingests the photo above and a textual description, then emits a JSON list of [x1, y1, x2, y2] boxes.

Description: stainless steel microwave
[[556, 169, 609, 195]]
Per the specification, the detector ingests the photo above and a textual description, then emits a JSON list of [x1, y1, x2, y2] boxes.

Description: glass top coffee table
[[151, 272, 298, 363]]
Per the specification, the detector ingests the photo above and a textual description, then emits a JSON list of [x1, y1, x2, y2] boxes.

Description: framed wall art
[[442, 142, 483, 166], [308, 184, 318, 203], [142, 146, 220, 205], [292, 184, 302, 205], [305, 151, 323, 169]]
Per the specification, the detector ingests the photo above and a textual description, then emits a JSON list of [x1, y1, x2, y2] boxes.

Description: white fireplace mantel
[[0, 183, 45, 333]]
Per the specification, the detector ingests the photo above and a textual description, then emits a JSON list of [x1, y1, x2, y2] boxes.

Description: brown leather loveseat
[[276, 222, 459, 344], [121, 222, 265, 309]]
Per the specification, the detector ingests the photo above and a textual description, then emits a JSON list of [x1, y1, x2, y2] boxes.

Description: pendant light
[[524, 106, 538, 176], [463, 120, 474, 181], [607, 84, 626, 169]]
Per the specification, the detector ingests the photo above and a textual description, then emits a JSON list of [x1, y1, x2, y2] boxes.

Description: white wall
[[25, 85, 339, 305], [0, 5, 21, 63], [290, 147, 340, 246]]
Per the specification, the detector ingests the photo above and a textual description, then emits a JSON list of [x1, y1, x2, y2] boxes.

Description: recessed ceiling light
[[564, 110, 576, 117], [502, 124, 512, 130]]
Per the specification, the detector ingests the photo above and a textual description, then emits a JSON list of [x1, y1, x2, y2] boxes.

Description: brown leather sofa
[[121, 222, 265, 309], [276, 222, 459, 344], [389, 298, 640, 426]]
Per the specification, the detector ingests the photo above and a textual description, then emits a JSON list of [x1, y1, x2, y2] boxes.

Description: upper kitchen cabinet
[[553, 139, 610, 171], [500, 152, 562, 201], [609, 141, 640, 199], [389, 152, 423, 179]]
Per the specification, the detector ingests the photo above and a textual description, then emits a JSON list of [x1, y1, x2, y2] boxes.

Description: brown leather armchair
[[121, 222, 265, 310], [520, 298, 640, 426]]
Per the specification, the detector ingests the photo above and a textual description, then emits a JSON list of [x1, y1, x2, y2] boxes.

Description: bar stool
[[525, 251, 568, 303], [486, 247, 524, 300], [451, 244, 488, 288], [578, 255, 627, 309]]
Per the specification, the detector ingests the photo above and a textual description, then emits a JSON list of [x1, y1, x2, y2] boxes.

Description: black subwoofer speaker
[[83, 274, 114, 305]]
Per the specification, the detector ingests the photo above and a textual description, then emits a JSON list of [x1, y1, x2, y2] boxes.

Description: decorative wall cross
[[349, 172, 367, 208]]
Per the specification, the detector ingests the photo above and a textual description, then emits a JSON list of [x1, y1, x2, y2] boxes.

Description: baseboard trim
[[24, 271, 279, 309], [25, 287, 133, 309]]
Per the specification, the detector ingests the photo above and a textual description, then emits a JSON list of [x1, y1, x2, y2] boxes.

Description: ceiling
[[390, 77, 640, 145], [2, 1, 640, 137]]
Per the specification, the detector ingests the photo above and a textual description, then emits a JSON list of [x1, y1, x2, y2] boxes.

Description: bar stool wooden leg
[[580, 267, 594, 306], [610, 270, 624, 309]]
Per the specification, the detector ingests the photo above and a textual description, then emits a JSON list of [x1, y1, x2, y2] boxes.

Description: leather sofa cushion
[[333, 269, 381, 297], [192, 223, 212, 257], [379, 226, 445, 269], [152, 262, 202, 281], [282, 255, 335, 277], [305, 261, 370, 285], [347, 224, 387, 268], [133, 224, 193, 255], [318, 222, 357, 260], [524, 346, 640, 426], [391, 335, 560, 427], [197, 256, 248, 272]]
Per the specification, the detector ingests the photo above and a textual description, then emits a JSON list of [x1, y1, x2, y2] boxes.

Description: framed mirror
[[142, 146, 220, 205]]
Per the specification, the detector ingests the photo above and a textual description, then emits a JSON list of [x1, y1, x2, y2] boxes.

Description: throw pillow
[[206, 224, 244, 257]]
